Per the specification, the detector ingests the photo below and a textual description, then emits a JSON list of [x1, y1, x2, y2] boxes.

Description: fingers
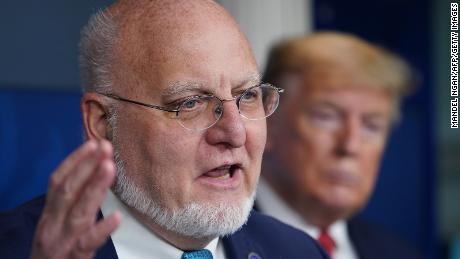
[[33, 212, 121, 259], [65, 140, 113, 201], [49, 140, 98, 186], [76, 212, 121, 252], [65, 158, 116, 237], [44, 140, 112, 219], [31, 140, 120, 259]]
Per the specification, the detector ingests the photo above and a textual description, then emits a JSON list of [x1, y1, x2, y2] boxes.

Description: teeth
[[216, 165, 232, 170], [215, 172, 230, 179], [205, 167, 232, 179]]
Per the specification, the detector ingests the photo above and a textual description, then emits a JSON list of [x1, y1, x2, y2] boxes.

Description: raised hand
[[30, 140, 121, 259]]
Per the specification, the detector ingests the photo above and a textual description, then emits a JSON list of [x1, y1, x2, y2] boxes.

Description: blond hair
[[263, 31, 416, 119]]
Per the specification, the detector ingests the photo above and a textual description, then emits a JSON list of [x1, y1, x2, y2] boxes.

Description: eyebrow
[[241, 73, 262, 86], [161, 81, 204, 98], [309, 102, 389, 119], [161, 72, 261, 98]]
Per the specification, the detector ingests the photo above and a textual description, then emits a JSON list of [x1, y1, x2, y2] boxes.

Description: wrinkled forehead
[[107, 1, 257, 97]]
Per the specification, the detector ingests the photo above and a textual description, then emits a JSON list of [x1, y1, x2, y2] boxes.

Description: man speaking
[[0, 1, 327, 258]]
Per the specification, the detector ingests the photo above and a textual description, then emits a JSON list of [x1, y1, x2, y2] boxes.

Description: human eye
[[240, 87, 261, 102], [309, 107, 338, 121], [179, 96, 206, 111], [362, 118, 388, 136], [306, 107, 340, 130]]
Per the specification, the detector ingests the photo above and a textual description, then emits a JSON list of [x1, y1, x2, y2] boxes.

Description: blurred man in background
[[258, 31, 423, 259]]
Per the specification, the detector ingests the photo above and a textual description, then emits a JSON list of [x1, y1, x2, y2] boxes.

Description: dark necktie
[[181, 249, 213, 259], [317, 230, 335, 258]]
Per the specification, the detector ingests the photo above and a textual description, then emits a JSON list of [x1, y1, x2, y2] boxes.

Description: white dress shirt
[[256, 178, 358, 259], [101, 190, 226, 259]]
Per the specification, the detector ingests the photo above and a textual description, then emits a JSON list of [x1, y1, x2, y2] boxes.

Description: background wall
[[216, 0, 312, 70], [0, 0, 113, 90]]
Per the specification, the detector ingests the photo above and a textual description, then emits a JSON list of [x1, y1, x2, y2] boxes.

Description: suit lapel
[[94, 237, 118, 259], [222, 229, 266, 259], [94, 210, 118, 259], [348, 218, 379, 259]]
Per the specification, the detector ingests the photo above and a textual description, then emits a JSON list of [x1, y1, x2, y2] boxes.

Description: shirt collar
[[256, 177, 347, 241], [256, 177, 358, 259]]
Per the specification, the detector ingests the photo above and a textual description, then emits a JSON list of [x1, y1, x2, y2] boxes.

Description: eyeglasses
[[98, 83, 284, 131]]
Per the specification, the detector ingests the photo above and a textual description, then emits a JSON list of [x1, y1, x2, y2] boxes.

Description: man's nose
[[205, 101, 246, 148], [336, 117, 361, 157]]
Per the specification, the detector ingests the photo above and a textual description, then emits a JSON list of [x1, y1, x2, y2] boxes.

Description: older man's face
[[110, 16, 265, 234], [272, 75, 393, 217]]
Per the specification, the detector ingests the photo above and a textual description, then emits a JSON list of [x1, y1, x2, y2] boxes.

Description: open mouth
[[199, 164, 243, 189], [203, 164, 240, 179]]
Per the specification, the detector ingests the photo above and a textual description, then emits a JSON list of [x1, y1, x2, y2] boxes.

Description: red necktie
[[317, 230, 335, 258]]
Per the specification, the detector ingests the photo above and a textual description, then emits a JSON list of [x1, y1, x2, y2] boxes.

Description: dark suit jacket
[[348, 218, 424, 259], [0, 196, 328, 259], [253, 200, 423, 259]]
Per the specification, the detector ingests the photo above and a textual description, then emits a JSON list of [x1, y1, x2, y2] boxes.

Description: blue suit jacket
[[347, 218, 424, 259], [0, 196, 328, 259]]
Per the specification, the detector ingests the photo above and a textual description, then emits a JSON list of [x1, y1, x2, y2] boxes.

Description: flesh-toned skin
[[266, 81, 393, 229], [31, 140, 120, 259]]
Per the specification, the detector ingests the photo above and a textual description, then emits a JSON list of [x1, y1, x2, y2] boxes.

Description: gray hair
[[79, 10, 118, 93], [79, 10, 119, 142]]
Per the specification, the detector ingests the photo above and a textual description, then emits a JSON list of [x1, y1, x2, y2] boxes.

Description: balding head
[[80, 0, 254, 95]]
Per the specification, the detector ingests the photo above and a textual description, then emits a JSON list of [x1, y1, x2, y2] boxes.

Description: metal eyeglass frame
[[97, 83, 284, 130]]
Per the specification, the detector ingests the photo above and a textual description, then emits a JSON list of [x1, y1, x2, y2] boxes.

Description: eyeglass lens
[[178, 85, 280, 131]]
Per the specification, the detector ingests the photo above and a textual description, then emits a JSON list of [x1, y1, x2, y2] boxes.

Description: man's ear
[[81, 92, 111, 141]]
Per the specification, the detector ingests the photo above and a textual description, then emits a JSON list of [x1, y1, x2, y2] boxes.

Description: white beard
[[112, 149, 255, 239]]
